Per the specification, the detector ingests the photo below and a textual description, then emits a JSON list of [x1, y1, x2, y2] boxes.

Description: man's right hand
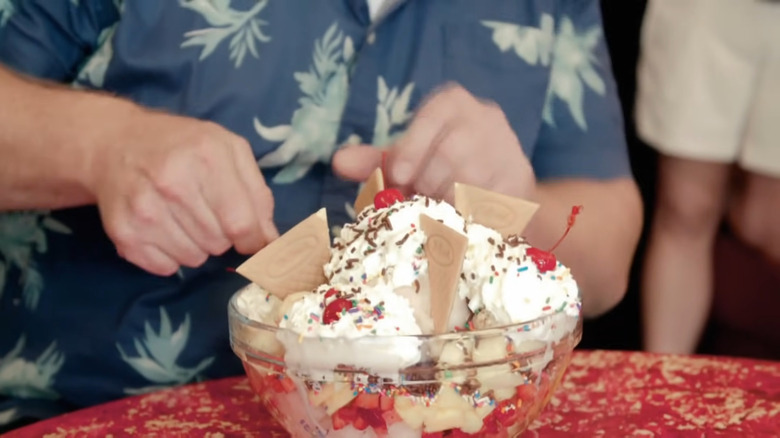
[[88, 109, 279, 276]]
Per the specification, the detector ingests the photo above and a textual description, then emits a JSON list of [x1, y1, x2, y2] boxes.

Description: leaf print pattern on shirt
[[180, 0, 271, 68], [74, 23, 119, 89], [0, 212, 72, 310], [0, 335, 65, 399], [0, 0, 14, 28], [73, 0, 123, 89], [254, 22, 355, 183], [373, 77, 414, 147], [117, 307, 214, 395], [483, 14, 606, 131], [543, 17, 605, 130], [0, 408, 17, 427], [482, 15, 554, 67], [331, 77, 414, 237]]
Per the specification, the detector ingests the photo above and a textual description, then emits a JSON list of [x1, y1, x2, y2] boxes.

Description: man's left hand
[[333, 83, 536, 203]]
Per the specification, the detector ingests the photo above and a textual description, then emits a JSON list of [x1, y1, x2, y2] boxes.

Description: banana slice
[[324, 382, 358, 415], [275, 292, 310, 324]]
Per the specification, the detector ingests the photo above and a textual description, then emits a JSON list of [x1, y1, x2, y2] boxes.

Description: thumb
[[332, 145, 383, 182]]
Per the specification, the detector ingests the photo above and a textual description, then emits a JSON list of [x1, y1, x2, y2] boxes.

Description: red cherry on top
[[527, 205, 583, 273], [324, 288, 339, 300], [527, 247, 557, 273], [322, 298, 354, 324], [373, 188, 404, 209]]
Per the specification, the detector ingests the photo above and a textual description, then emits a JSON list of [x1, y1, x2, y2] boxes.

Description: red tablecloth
[[6, 350, 780, 437]]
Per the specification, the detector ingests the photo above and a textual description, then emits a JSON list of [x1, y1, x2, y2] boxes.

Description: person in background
[[0, 0, 641, 429], [637, 0, 780, 354]]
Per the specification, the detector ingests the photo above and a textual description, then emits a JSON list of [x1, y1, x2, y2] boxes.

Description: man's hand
[[88, 110, 278, 276], [333, 84, 536, 203]]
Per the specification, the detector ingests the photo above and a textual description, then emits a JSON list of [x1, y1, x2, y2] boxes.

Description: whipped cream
[[235, 282, 281, 323], [234, 194, 581, 375], [279, 283, 422, 338], [462, 224, 581, 326], [325, 195, 470, 331], [278, 283, 424, 375], [325, 195, 464, 287]]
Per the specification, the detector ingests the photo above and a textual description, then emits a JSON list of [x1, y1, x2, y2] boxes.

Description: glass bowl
[[228, 288, 582, 438]]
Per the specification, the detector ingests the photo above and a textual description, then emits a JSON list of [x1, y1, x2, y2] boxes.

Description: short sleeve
[[0, 0, 120, 81], [531, 0, 631, 180]]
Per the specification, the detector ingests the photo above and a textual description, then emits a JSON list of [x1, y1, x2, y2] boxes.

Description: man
[[0, 0, 641, 427]]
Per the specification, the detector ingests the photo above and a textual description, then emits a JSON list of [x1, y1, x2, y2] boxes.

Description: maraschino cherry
[[322, 288, 352, 324], [323, 287, 339, 300], [373, 151, 405, 209], [322, 298, 354, 324], [528, 205, 583, 273], [374, 188, 404, 209]]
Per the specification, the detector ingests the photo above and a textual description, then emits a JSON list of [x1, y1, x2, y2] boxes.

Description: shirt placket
[[319, 0, 409, 230]]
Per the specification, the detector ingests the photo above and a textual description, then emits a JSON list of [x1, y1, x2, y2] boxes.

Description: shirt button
[[366, 32, 376, 44]]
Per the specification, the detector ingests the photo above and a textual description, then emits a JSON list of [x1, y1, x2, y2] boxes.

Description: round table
[[6, 350, 780, 437]]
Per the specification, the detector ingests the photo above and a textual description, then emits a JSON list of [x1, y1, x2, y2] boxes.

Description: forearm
[[0, 66, 137, 211], [524, 178, 643, 317]]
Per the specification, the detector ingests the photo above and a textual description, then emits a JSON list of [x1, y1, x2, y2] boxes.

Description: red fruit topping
[[324, 288, 339, 300], [378, 393, 395, 411], [527, 247, 557, 273], [493, 400, 517, 427], [422, 432, 444, 438], [322, 298, 354, 324], [332, 407, 354, 430], [373, 188, 405, 209], [363, 408, 388, 433], [353, 393, 381, 410], [528, 205, 583, 273], [353, 415, 369, 431]]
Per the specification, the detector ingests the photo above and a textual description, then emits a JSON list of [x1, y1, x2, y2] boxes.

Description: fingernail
[[393, 162, 413, 184]]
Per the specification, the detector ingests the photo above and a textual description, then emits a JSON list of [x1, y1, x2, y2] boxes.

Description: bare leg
[[728, 171, 780, 266], [642, 155, 732, 354]]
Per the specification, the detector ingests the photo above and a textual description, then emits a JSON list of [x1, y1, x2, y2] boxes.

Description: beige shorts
[[636, 0, 780, 177]]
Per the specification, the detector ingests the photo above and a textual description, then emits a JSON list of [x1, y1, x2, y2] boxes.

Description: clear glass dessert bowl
[[228, 290, 582, 438]]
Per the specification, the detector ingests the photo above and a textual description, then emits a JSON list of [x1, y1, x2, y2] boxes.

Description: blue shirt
[[0, 0, 629, 426]]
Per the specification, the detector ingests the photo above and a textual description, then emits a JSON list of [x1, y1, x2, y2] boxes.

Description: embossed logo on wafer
[[454, 182, 540, 235], [419, 214, 468, 334], [471, 200, 515, 229], [426, 234, 455, 266], [235, 208, 330, 298]]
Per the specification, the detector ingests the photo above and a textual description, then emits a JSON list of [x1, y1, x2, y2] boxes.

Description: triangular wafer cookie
[[353, 168, 385, 215], [454, 182, 539, 236], [420, 214, 468, 334], [236, 209, 330, 298]]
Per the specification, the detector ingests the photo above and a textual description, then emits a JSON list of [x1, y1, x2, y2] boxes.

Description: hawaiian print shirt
[[0, 0, 630, 427]]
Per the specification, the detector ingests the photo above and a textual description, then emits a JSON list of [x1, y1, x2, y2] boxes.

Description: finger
[[332, 145, 383, 182], [167, 197, 230, 256], [140, 192, 209, 268], [230, 138, 279, 251], [200, 142, 267, 255], [117, 183, 209, 271], [415, 153, 454, 200], [414, 123, 479, 199], [387, 93, 456, 187], [163, 182, 232, 256], [121, 243, 181, 277]]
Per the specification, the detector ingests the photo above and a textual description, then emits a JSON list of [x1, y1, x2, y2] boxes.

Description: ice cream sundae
[[229, 170, 583, 437]]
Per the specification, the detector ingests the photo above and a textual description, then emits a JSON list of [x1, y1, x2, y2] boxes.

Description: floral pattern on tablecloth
[[524, 350, 780, 437], [5, 350, 779, 437]]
